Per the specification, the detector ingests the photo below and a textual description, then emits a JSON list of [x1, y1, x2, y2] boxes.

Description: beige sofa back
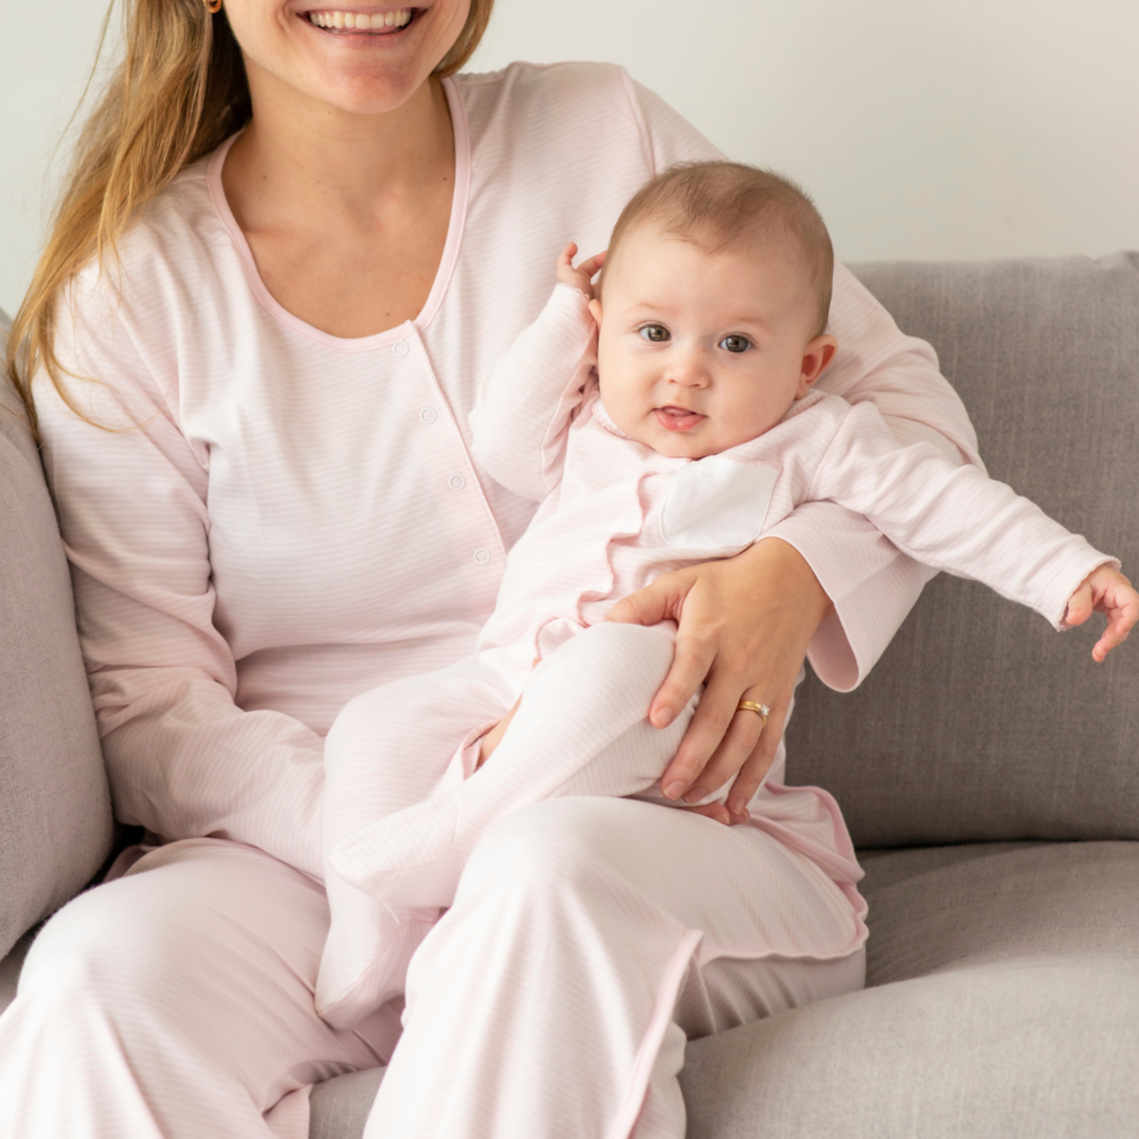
[[788, 254, 1139, 848]]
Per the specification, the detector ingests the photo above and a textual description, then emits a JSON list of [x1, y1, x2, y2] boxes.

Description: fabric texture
[[0, 312, 112, 960], [788, 253, 1139, 847], [0, 839, 400, 1139]]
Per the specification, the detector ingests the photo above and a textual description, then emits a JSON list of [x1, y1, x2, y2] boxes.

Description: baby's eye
[[719, 335, 751, 353], [639, 325, 670, 343]]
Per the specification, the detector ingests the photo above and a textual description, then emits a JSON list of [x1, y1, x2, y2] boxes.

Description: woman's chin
[[306, 69, 433, 116]]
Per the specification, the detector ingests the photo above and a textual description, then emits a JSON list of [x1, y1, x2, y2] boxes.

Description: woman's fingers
[[666, 679, 787, 808], [607, 571, 701, 728], [723, 699, 789, 816], [676, 705, 766, 806], [676, 801, 733, 826]]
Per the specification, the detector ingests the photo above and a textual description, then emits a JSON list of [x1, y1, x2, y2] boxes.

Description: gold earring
[[206, 0, 222, 13]]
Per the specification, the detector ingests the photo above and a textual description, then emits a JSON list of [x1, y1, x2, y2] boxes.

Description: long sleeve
[[809, 400, 1117, 627], [37, 294, 324, 878], [628, 75, 985, 691], [469, 284, 596, 502]]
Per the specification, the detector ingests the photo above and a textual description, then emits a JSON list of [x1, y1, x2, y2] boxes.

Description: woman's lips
[[654, 406, 705, 432]]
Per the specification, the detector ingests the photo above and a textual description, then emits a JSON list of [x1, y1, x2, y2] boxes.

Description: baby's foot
[[316, 896, 437, 1029]]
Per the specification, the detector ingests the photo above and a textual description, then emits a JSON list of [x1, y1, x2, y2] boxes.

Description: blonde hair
[[600, 161, 835, 338], [5, 0, 496, 431]]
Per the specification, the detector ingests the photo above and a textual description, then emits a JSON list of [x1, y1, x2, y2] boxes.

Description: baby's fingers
[[1063, 582, 1095, 628], [574, 249, 607, 281], [556, 243, 580, 285], [1092, 584, 1139, 662]]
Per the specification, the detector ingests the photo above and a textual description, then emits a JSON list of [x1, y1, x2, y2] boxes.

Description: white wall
[[3, 0, 1137, 316]]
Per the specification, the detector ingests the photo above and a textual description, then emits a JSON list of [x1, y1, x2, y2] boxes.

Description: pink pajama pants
[[319, 622, 866, 1034], [319, 622, 706, 1024], [0, 800, 865, 1139]]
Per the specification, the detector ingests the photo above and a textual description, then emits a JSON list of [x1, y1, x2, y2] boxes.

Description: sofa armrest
[[0, 310, 113, 959]]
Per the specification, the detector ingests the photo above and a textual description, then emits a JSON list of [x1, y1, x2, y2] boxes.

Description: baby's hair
[[600, 161, 834, 337]]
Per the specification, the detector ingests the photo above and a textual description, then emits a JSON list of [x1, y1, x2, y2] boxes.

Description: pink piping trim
[[608, 928, 704, 1139], [205, 76, 471, 355]]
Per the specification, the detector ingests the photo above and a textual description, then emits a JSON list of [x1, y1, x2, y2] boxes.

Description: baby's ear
[[797, 334, 838, 398], [588, 298, 603, 327]]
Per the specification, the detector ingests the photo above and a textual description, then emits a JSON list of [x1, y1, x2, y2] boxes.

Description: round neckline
[[206, 76, 471, 355]]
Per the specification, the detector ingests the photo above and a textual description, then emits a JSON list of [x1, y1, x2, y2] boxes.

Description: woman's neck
[[220, 70, 457, 339], [226, 69, 453, 229]]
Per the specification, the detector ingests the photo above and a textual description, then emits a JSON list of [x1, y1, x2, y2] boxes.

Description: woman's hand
[[606, 537, 833, 823]]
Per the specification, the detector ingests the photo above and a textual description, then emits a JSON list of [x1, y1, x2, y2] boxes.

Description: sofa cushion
[[0, 312, 113, 960], [788, 254, 1139, 846], [0, 930, 33, 1018], [310, 1067, 385, 1139], [857, 840, 1139, 986], [679, 840, 1139, 1139]]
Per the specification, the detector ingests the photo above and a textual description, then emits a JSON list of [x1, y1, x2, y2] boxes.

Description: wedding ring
[[737, 700, 771, 725]]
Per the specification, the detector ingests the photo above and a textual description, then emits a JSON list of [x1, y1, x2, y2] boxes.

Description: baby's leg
[[318, 655, 514, 1029], [331, 622, 707, 910]]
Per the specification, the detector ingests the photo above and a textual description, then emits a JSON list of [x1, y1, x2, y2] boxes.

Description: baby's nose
[[668, 353, 711, 387]]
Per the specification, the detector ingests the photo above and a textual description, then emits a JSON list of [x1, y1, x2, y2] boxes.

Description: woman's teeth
[[308, 9, 412, 30]]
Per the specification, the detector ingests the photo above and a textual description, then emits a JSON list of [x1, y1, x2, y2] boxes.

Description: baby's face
[[591, 226, 834, 459]]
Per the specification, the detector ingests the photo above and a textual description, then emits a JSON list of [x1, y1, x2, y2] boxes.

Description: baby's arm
[[810, 399, 1131, 654], [469, 247, 604, 502]]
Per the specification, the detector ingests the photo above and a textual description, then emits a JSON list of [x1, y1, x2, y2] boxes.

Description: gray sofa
[[2, 254, 1137, 1138]]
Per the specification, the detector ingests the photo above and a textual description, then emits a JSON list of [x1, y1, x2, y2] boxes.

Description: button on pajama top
[[2, 61, 991, 1139]]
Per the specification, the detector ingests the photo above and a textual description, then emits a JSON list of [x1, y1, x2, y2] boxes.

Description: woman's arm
[[38, 295, 326, 878]]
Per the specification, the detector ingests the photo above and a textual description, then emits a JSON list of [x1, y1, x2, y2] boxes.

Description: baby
[[316, 162, 1138, 1028]]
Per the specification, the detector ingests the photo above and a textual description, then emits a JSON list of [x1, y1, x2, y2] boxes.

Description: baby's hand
[[557, 243, 607, 300], [1063, 565, 1139, 661]]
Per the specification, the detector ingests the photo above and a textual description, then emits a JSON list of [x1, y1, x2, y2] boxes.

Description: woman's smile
[[305, 8, 415, 32]]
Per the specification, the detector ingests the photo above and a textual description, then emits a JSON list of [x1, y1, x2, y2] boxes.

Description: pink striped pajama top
[[36, 60, 984, 884]]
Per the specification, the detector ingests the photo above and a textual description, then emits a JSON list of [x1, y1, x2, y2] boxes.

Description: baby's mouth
[[306, 8, 415, 32], [654, 406, 706, 432]]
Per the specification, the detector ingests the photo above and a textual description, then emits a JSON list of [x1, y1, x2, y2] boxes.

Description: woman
[[0, 1, 980, 1136]]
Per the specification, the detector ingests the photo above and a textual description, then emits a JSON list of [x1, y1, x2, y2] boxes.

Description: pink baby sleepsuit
[[1, 62, 982, 1139], [317, 283, 1114, 1029]]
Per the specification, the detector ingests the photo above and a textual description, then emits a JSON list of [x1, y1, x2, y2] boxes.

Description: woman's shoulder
[[454, 61, 648, 168], [67, 146, 236, 332], [455, 59, 634, 114], [453, 60, 720, 178]]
